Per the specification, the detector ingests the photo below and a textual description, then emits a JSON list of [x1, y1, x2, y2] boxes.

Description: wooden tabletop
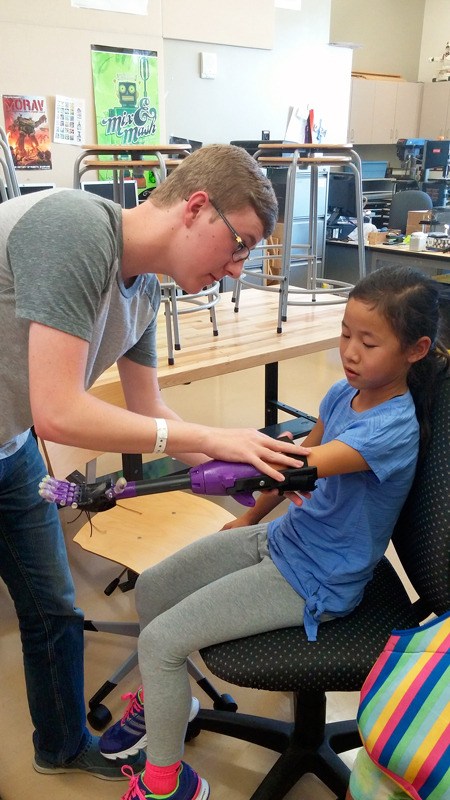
[[257, 142, 354, 151], [329, 238, 450, 261], [81, 143, 191, 154], [80, 158, 184, 170], [89, 288, 344, 407], [257, 156, 351, 166]]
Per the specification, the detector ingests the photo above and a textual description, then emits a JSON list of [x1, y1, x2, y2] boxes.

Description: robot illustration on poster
[[2, 95, 52, 169]]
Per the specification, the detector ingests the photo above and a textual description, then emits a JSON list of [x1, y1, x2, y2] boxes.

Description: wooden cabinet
[[419, 82, 450, 139], [348, 79, 376, 143], [392, 82, 423, 140], [371, 81, 398, 143], [348, 79, 423, 144]]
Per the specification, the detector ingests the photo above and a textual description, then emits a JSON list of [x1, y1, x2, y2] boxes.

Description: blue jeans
[[0, 433, 89, 763]]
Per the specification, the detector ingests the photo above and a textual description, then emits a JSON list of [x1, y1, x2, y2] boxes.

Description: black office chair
[[388, 189, 433, 233], [190, 373, 450, 800]]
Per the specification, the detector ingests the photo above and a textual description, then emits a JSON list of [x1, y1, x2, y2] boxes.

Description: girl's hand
[[282, 490, 311, 507], [221, 510, 257, 531]]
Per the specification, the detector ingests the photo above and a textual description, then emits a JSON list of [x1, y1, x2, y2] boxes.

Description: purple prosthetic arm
[[39, 458, 317, 512]]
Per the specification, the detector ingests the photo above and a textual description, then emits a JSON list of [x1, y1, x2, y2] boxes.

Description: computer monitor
[[230, 140, 285, 157], [327, 173, 357, 225], [81, 179, 139, 209], [19, 182, 56, 195], [169, 136, 202, 153]]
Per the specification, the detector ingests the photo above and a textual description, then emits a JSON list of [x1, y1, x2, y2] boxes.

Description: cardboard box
[[406, 210, 433, 237], [368, 231, 388, 245]]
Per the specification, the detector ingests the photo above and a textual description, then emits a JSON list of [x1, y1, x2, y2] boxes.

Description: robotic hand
[[39, 458, 318, 512]]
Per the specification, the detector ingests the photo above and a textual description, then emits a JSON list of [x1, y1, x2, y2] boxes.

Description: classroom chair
[[189, 372, 450, 800], [388, 189, 433, 233]]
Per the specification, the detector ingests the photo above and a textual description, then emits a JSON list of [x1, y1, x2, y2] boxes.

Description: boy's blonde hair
[[151, 144, 278, 238]]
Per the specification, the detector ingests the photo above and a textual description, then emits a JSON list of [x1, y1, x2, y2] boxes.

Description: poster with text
[[54, 95, 85, 145], [2, 95, 52, 169], [90, 44, 159, 197]]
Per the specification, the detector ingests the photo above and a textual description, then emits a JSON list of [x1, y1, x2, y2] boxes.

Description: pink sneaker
[[121, 763, 210, 799]]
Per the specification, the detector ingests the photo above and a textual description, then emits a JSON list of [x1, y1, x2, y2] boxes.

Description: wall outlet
[[200, 52, 217, 79]]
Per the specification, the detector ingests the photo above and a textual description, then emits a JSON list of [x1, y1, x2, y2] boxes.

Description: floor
[[1, 348, 367, 800]]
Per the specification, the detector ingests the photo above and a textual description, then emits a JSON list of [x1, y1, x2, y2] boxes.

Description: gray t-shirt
[[0, 188, 160, 446]]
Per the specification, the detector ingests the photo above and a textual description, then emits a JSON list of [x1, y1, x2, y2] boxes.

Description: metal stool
[[72, 144, 220, 363], [234, 143, 366, 333], [159, 278, 221, 365]]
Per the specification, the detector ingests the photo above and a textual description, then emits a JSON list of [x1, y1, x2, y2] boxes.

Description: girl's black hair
[[349, 265, 450, 455]]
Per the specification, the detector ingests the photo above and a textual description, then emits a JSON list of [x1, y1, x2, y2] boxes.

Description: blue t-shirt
[[268, 380, 419, 641]]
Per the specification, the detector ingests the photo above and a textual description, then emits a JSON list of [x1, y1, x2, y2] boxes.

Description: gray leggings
[[135, 523, 305, 766]]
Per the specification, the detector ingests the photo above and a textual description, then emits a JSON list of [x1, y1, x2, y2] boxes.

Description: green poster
[[90, 44, 160, 197]]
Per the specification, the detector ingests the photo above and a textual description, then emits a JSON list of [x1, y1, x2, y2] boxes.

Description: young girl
[[102, 266, 449, 800]]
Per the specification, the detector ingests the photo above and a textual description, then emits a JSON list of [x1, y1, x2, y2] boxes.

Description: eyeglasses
[[210, 200, 250, 263]]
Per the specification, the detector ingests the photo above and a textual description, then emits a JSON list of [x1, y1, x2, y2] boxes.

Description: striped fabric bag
[[357, 611, 450, 800]]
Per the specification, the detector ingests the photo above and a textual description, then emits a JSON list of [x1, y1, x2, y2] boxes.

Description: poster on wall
[[2, 95, 52, 169], [90, 44, 159, 198], [54, 95, 86, 145]]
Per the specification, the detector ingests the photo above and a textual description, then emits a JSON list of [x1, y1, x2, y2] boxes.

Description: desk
[[324, 240, 450, 348], [73, 143, 191, 198], [90, 288, 343, 446], [324, 239, 450, 284]]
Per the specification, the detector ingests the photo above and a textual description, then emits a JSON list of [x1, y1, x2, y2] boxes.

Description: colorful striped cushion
[[357, 611, 450, 800]]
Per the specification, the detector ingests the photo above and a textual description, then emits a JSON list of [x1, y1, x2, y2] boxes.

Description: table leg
[[265, 362, 279, 426], [122, 453, 143, 481], [264, 361, 316, 439]]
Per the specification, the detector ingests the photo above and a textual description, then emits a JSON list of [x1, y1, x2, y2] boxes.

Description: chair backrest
[[392, 372, 450, 617], [0, 126, 20, 198], [388, 189, 433, 233]]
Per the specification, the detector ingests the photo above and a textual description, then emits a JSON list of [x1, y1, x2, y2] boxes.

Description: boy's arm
[[223, 419, 325, 528], [28, 323, 309, 479], [223, 418, 369, 528], [117, 355, 209, 466]]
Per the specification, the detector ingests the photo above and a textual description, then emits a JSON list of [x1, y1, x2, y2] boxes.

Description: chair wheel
[[185, 720, 201, 742], [87, 704, 113, 731], [213, 693, 238, 712]]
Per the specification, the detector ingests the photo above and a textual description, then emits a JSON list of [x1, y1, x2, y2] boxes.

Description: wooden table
[[90, 288, 344, 442]]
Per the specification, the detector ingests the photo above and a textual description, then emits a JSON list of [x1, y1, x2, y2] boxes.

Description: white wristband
[[153, 418, 168, 454]]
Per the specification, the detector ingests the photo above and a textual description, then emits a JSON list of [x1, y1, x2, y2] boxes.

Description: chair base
[[188, 690, 361, 800]]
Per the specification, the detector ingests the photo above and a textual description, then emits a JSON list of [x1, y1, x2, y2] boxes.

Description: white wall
[[10, 0, 447, 187], [164, 4, 351, 145], [162, 0, 275, 49], [330, 0, 426, 81], [0, 0, 336, 188], [418, 0, 450, 82]]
